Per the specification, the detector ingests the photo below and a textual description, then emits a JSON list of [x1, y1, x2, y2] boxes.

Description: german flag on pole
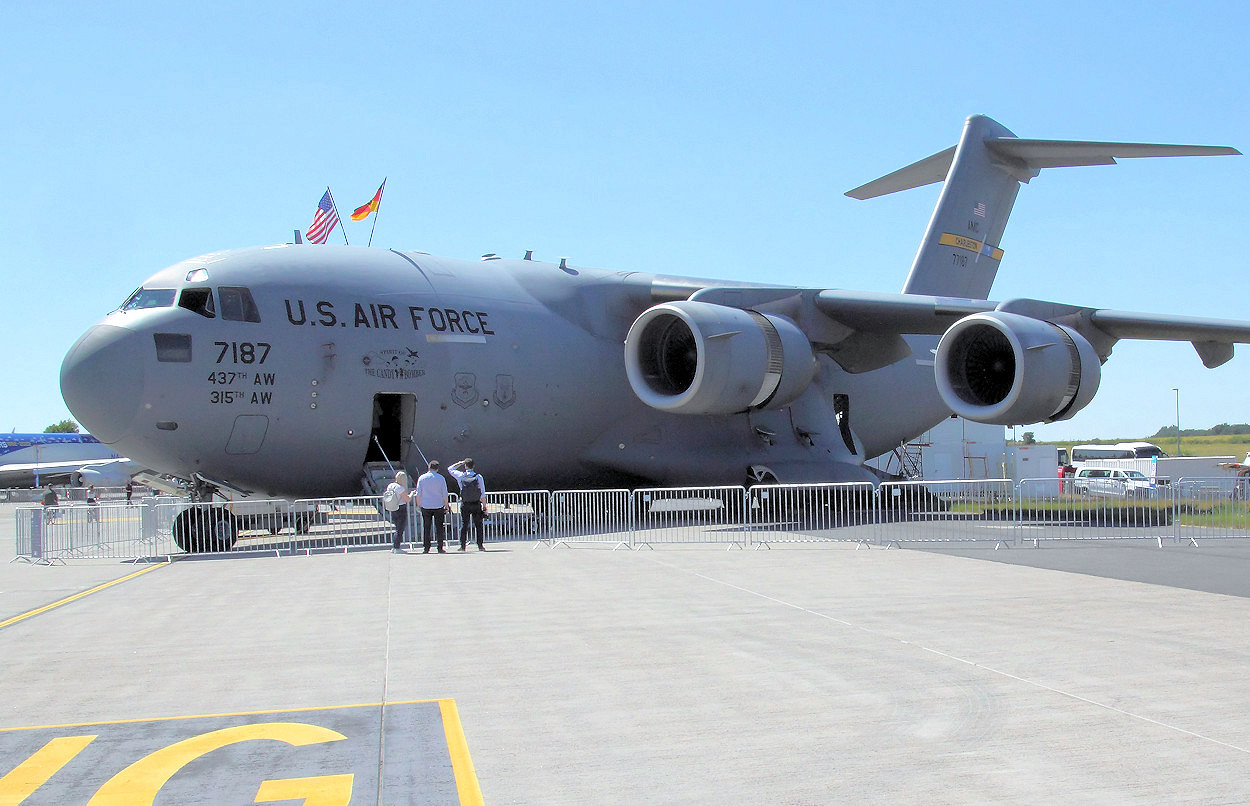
[[351, 179, 386, 221]]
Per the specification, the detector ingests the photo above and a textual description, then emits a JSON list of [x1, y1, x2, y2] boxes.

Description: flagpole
[[327, 187, 349, 245], [367, 177, 386, 248]]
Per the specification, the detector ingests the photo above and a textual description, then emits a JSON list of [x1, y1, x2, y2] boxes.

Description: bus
[[1070, 442, 1167, 463]]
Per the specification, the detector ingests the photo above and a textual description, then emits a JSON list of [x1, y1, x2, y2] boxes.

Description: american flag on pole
[[307, 189, 341, 244]]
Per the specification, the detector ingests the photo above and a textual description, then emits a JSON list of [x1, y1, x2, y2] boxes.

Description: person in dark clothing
[[449, 458, 487, 551]]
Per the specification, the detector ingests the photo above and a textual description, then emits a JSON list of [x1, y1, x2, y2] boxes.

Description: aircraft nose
[[60, 324, 145, 443]]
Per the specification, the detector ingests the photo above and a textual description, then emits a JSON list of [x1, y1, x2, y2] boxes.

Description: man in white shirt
[[415, 460, 450, 553]]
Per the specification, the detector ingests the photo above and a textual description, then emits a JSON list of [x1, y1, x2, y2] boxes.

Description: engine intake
[[935, 311, 1101, 425], [625, 301, 815, 415]]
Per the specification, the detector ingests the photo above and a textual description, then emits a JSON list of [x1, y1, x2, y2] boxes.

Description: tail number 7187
[[214, 341, 271, 365]]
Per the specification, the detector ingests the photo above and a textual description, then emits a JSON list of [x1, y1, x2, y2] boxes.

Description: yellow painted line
[[0, 734, 96, 805], [439, 699, 484, 806], [1, 701, 482, 804], [0, 561, 169, 632], [255, 773, 354, 805], [85, 723, 349, 806]]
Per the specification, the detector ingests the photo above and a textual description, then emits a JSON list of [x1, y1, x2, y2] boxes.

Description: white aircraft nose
[[60, 324, 145, 443]]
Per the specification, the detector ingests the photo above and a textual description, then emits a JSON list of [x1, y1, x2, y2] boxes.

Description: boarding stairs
[[362, 462, 395, 497]]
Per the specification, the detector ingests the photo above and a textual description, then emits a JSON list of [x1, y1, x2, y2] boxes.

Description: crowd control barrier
[[13, 476, 1250, 563], [876, 480, 1017, 548], [632, 486, 748, 549], [746, 482, 877, 547], [547, 489, 633, 548]]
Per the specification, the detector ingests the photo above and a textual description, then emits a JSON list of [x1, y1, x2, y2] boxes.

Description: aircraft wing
[[1084, 310, 1250, 367], [812, 290, 1250, 369], [0, 457, 137, 487], [813, 290, 994, 334]]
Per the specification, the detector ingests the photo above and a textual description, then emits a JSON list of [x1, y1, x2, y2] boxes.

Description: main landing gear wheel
[[172, 507, 239, 553]]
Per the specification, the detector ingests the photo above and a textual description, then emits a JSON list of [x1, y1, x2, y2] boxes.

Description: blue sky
[[3, 1, 1248, 445]]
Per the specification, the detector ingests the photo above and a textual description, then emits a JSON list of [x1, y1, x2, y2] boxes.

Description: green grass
[[953, 497, 1250, 529]]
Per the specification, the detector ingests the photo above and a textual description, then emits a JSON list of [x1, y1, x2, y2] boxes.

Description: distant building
[[868, 418, 1007, 481]]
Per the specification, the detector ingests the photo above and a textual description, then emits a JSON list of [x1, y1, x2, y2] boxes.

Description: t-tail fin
[[846, 114, 1239, 300]]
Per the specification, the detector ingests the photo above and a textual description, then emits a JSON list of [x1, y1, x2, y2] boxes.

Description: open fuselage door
[[364, 393, 416, 491]]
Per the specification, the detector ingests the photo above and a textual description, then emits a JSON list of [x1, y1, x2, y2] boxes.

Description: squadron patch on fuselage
[[453, 372, 479, 408], [493, 374, 516, 408], [362, 348, 427, 380]]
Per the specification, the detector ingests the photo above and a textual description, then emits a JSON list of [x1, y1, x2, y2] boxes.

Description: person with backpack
[[382, 470, 414, 552], [449, 458, 488, 551]]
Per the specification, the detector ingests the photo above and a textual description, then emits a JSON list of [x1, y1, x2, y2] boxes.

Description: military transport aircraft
[[60, 114, 1250, 548]]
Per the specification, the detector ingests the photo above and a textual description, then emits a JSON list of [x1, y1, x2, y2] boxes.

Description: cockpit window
[[219, 286, 261, 322], [178, 287, 216, 319], [121, 288, 176, 311]]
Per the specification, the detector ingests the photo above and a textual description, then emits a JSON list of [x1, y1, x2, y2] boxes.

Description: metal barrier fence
[[13, 477, 1250, 563], [13, 496, 182, 564], [747, 482, 879, 547], [632, 486, 748, 548], [548, 489, 633, 548], [480, 490, 548, 544], [876, 479, 1018, 547], [1167, 477, 1250, 545], [1013, 478, 1176, 546]]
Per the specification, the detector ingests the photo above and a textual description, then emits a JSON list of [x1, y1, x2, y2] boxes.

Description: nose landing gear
[[172, 507, 238, 553]]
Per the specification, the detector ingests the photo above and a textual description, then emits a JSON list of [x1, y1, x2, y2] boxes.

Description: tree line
[[1153, 423, 1250, 438]]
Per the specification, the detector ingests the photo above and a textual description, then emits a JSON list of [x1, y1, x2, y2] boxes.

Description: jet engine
[[935, 311, 1101, 425], [625, 301, 815, 415], [70, 460, 136, 488]]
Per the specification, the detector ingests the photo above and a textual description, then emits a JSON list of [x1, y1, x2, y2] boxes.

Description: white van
[[1072, 467, 1156, 498]]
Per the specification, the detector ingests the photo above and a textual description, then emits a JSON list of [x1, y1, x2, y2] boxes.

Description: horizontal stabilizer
[[986, 139, 1241, 170], [846, 134, 1239, 200], [845, 147, 955, 200]]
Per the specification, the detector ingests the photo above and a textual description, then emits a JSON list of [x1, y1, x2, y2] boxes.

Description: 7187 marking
[[214, 342, 271, 365]]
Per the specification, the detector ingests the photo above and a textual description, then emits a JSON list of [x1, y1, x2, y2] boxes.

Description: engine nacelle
[[935, 311, 1101, 425], [72, 461, 135, 488], [625, 301, 815, 415]]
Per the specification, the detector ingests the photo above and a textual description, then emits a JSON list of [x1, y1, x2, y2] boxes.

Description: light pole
[[1172, 387, 1181, 456]]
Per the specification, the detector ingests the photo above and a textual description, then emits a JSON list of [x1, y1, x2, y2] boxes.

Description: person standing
[[382, 470, 414, 552], [41, 485, 59, 527], [125, 479, 134, 505], [85, 484, 100, 531], [449, 458, 487, 551], [415, 460, 450, 553]]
